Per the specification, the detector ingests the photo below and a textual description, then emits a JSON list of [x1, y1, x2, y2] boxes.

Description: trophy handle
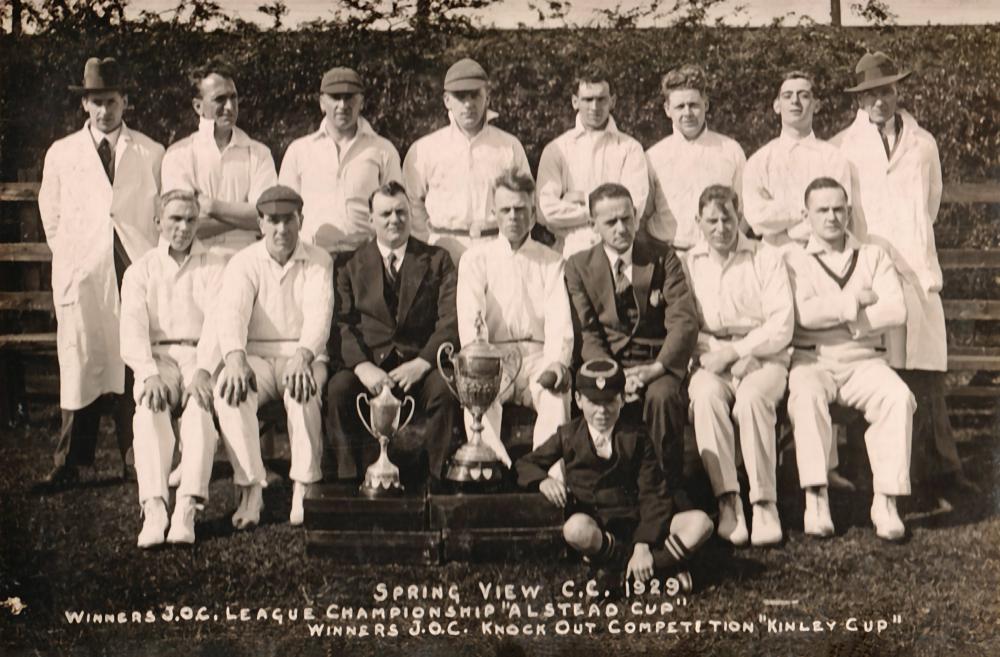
[[496, 345, 523, 403], [436, 342, 460, 399], [355, 393, 378, 437], [398, 395, 416, 432]]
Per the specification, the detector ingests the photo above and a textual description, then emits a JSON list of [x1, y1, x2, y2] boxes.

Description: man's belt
[[706, 327, 751, 340], [793, 344, 886, 353], [428, 223, 500, 238], [492, 338, 544, 345], [153, 339, 198, 347]]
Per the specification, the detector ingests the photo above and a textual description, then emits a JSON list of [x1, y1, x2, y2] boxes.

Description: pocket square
[[649, 290, 662, 307]]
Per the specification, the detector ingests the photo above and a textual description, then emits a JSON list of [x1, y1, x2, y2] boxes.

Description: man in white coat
[[38, 57, 164, 486], [834, 52, 972, 493]]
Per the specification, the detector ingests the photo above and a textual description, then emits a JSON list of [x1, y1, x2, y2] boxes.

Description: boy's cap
[[575, 359, 625, 402]]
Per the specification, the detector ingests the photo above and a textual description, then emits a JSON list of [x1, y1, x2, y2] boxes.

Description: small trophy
[[437, 312, 522, 487], [356, 386, 415, 498]]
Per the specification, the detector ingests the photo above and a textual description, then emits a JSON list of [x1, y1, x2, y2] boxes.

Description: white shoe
[[167, 463, 182, 488], [750, 502, 783, 546], [137, 498, 169, 548], [871, 493, 905, 541], [290, 482, 310, 526], [232, 484, 263, 530], [166, 495, 198, 544], [716, 493, 748, 546], [804, 487, 835, 538]]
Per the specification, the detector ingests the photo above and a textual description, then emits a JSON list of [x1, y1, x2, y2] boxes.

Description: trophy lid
[[460, 311, 507, 361]]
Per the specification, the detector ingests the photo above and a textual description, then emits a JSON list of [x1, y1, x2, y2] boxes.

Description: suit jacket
[[564, 239, 698, 377], [334, 237, 458, 369], [516, 416, 674, 545]]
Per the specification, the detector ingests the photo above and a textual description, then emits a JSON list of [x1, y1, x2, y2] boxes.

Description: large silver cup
[[356, 386, 415, 498]]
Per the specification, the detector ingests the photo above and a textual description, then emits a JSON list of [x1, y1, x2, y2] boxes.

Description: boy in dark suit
[[517, 359, 712, 585]]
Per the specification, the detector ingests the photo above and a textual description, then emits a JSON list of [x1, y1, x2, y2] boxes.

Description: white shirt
[[684, 234, 793, 363], [456, 237, 573, 367], [402, 111, 531, 238], [216, 240, 334, 360], [603, 244, 633, 284], [120, 238, 226, 386], [588, 424, 613, 459], [742, 131, 852, 246], [89, 123, 122, 152], [645, 127, 746, 249], [537, 115, 649, 232], [279, 117, 401, 253], [375, 240, 407, 271]]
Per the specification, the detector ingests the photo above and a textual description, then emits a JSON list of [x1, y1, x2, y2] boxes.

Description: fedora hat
[[845, 51, 910, 93], [69, 57, 127, 94]]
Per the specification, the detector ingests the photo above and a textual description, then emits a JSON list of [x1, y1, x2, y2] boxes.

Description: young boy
[[516, 358, 713, 585]]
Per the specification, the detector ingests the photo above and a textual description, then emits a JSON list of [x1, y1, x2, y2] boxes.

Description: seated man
[[456, 169, 573, 467], [326, 181, 459, 488], [120, 190, 225, 547], [785, 177, 914, 541], [684, 185, 794, 547], [517, 359, 712, 586], [564, 183, 699, 476], [214, 185, 333, 528]]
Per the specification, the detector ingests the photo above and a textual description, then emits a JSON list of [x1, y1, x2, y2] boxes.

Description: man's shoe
[[804, 487, 835, 538], [137, 498, 169, 548], [41, 464, 78, 487], [232, 484, 263, 530], [290, 482, 309, 526], [716, 493, 748, 546], [166, 496, 198, 544], [750, 502, 783, 547], [871, 493, 905, 541]]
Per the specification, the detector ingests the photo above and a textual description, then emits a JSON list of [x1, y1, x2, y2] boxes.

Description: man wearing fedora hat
[[161, 58, 277, 260], [833, 51, 974, 495], [280, 67, 402, 255], [402, 57, 532, 263], [38, 56, 165, 486]]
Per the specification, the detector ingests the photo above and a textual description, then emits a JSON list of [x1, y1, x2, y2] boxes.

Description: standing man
[[214, 185, 333, 528], [644, 64, 746, 251], [120, 190, 224, 547], [161, 58, 277, 260], [456, 169, 574, 467], [537, 69, 649, 257], [280, 67, 402, 255], [564, 183, 699, 476], [684, 186, 793, 547], [403, 58, 531, 262], [834, 52, 972, 493], [743, 70, 852, 248], [327, 182, 459, 488], [38, 57, 164, 485], [784, 178, 913, 541]]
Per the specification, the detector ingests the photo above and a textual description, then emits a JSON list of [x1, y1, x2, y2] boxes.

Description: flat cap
[[575, 359, 625, 402], [321, 67, 364, 95], [444, 58, 488, 92], [256, 185, 303, 215]]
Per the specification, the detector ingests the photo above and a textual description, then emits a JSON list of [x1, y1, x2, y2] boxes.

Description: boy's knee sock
[[652, 533, 692, 570]]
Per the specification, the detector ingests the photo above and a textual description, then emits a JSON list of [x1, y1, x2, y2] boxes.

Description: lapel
[[631, 240, 654, 322], [72, 126, 113, 193], [887, 112, 917, 173], [587, 245, 617, 324], [395, 239, 428, 325], [112, 125, 136, 192], [361, 242, 394, 327], [611, 424, 636, 468]]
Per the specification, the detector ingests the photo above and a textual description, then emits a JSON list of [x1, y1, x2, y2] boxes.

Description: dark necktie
[[614, 257, 629, 296], [386, 253, 399, 291], [97, 138, 115, 184], [613, 257, 639, 328]]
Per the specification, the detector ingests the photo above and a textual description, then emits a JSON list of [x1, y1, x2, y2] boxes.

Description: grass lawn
[[1, 411, 998, 657]]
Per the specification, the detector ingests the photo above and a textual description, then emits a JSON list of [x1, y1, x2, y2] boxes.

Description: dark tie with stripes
[[97, 138, 114, 184]]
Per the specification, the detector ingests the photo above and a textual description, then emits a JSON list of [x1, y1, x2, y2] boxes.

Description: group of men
[[38, 50, 965, 578]]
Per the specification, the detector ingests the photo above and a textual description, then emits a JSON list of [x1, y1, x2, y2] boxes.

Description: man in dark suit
[[326, 181, 459, 486], [564, 183, 699, 474]]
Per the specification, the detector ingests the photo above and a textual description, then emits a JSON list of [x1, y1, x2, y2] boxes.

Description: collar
[[777, 129, 818, 148], [314, 116, 376, 142], [672, 123, 709, 144], [570, 114, 620, 138], [255, 238, 310, 265], [603, 243, 633, 269], [688, 232, 755, 259], [587, 423, 614, 453], [376, 239, 407, 263], [156, 236, 207, 261], [493, 235, 539, 256], [196, 116, 251, 149], [447, 109, 499, 139], [805, 233, 862, 255], [88, 121, 123, 149]]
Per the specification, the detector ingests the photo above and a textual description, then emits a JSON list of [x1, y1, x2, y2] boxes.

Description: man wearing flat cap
[[402, 57, 532, 263], [38, 56, 165, 486], [161, 58, 277, 260], [280, 67, 402, 255], [833, 52, 974, 495], [213, 185, 334, 528]]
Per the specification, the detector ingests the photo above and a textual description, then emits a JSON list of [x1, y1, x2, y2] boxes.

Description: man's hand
[[283, 347, 317, 403], [355, 362, 394, 395], [217, 350, 256, 407], [140, 374, 172, 412], [196, 193, 217, 218], [699, 346, 739, 375], [539, 476, 568, 508], [856, 288, 879, 307], [389, 358, 432, 393], [537, 362, 570, 392], [730, 355, 762, 380], [624, 361, 666, 387], [183, 369, 214, 412], [626, 543, 655, 583]]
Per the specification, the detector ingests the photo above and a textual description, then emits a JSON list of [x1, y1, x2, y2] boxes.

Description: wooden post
[[831, 0, 842, 26]]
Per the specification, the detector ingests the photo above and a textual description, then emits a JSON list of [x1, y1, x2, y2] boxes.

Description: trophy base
[[359, 479, 405, 499], [445, 442, 505, 490]]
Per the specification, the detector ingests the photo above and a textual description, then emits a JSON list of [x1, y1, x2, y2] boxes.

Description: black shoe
[[41, 464, 79, 487]]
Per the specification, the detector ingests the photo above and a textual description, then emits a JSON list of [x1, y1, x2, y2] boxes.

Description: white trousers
[[463, 345, 570, 467], [788, 353, 914, 496], [688, 361, 787, 504], [214, 355, 324, 487], [132, 346, 218, 504]]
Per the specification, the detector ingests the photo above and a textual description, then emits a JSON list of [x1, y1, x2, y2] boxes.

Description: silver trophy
[[437, 312, 522, 485], [356, 386, 415, 498]]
